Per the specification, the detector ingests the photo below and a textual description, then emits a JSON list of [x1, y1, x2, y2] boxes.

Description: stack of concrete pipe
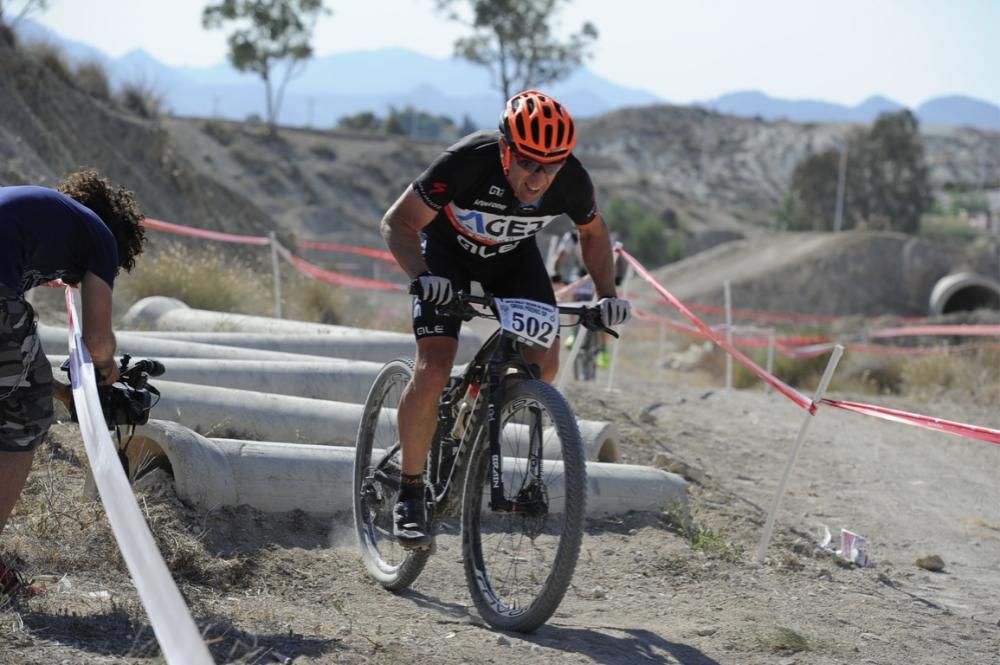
[[131, 420, 686, 517], [53, 296, 684, 516]]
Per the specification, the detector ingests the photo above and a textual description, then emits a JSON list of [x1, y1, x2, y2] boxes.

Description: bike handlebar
[[409, 287, 619, 338]]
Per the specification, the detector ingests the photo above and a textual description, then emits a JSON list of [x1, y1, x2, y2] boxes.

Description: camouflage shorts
[[0, 293, 53, 452]]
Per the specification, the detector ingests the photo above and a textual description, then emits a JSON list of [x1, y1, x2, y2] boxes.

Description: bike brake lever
[[580, 308, 619, 338]]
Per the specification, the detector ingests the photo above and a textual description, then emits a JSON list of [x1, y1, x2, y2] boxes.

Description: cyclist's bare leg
[[398, 336, 459, 476], [522, 342, 560, 383]]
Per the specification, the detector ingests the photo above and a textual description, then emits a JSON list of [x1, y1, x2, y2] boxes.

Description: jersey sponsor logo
[[488, 185, 505, 197], [472, 198, 506, 211], [445, 204, 560, 245], [429, 181, 447, 195], [416, 325, 446, 336], [455, 234, 520, 258]]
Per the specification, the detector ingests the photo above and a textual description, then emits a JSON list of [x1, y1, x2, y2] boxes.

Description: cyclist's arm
[[380, 185, 438, 278], [577, 215, 617, 298]]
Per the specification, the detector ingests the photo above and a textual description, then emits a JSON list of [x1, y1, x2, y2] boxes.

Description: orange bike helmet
[[499, 90, 576, 164]]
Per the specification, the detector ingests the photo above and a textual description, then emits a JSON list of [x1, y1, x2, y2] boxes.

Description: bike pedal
[[400, 538, 436, 554]]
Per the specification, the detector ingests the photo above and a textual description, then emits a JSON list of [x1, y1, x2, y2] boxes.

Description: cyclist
[[0, 171, 147, 597], [553, 229, 627, 369], [380, 90, 631, 549]]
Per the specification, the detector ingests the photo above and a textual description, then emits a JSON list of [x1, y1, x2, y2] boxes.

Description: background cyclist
[[380, 90, 631, 549], [552, 228, 628, 368]]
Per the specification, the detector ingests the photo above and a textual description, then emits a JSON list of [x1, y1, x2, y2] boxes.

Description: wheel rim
[[467, 392, 577, 618]]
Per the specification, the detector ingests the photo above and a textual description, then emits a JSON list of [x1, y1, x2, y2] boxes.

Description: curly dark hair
[[58, 169, 146, 273]]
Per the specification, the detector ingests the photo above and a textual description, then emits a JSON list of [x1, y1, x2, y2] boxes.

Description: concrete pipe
[[120, 296, 482, 363], [120, 331, 422, 363], [49, 355, 382, 403], [38, 325, 328, 362], [132, 420, 685, 517], [928, 272, 1000, 316], [146, 381, 619, 461]]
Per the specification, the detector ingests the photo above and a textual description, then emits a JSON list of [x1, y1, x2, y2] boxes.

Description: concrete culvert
[[142, 382, 620, 462], [929, 272, 1000, 316], [120, 296, 482, 363], [131, 420, 685, 517]]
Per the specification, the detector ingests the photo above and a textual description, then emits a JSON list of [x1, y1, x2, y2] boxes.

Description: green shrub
[[308, 142, 336, 160], [918, 215, 981, 241], [24, 40, 72, 83], [117, 79, 165, 119], [75, 59, 111, 101]]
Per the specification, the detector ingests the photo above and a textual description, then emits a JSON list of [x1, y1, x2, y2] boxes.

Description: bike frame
[[424, 294, 606, 522], [427, 321, 537, 520]]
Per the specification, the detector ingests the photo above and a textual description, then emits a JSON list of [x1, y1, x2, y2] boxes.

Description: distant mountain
[[916, 95, 1000, 131], [14, 20, 660, 128], [702, 90, 1000, 130], [15, 20, 1000, 131]]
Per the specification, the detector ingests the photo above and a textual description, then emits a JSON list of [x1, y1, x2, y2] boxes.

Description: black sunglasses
[[510, 149, 566, 175]]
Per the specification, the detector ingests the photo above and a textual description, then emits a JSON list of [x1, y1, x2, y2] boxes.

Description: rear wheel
[[353, 358, 430, 590], [461, 380, 586, 632], [573, 330, 598, 381]]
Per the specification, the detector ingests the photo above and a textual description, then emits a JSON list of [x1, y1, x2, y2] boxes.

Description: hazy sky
[[34, 0, 999, 106]]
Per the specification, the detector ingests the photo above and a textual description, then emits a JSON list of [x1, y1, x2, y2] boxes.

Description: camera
[[60, 354, 164, 428]]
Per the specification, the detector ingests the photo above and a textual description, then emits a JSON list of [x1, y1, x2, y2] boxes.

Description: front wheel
[[353, 358, 430, 591], [461, 380, 587, 632]]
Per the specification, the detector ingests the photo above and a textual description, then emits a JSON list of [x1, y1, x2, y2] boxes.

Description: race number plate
[[495, 298, 558, 349]]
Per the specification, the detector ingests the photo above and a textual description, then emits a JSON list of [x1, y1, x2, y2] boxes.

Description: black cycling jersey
[[412, 130, 598, 261], [409, 130, 599, 340]]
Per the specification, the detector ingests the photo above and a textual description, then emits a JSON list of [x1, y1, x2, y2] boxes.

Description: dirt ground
[[2, 329, 998, 665]]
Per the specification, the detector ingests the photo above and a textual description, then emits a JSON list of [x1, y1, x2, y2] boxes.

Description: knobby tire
[[353, 358, 430, 591], [460, 379, 587, 632]]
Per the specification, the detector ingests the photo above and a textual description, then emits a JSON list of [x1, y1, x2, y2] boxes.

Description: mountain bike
[[353, 292, 616, 632]]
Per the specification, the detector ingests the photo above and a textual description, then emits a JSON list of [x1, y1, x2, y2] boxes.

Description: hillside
[[641, 231, 998, 317], [0, 29, 276, 238], [579, 105, 1000, 242]]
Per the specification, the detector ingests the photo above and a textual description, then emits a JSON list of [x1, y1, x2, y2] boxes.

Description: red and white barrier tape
[[296, 239, 395, 262], [143, 217, 405, 292], [620, 250, 815, 412], [820, 398, 1000, 446], [272, 240, 404, 292], [143, 217, 270, 245], [64, 289, 213, 665], [623, 252, 1000, 446]]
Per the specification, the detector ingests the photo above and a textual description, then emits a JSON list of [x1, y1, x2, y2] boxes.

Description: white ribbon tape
[[65, 288, 214, 665]]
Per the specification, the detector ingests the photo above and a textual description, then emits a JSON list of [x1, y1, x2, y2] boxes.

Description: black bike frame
[[423, 294, 614, 518]]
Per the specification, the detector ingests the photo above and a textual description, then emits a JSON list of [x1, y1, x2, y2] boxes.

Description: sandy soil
[[1, 337, 998, 665]]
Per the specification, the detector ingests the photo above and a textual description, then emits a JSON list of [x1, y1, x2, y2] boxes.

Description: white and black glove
[[411, 272, 454, 306], [597, 297, 632, 327]]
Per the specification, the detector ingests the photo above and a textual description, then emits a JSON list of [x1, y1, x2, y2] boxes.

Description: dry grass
[[116, 242, 348, 325], [755, 626, 817, 653], [118, 243, 273, 315], [688, 336, 998, 403], [900, 347, 1000, 405]]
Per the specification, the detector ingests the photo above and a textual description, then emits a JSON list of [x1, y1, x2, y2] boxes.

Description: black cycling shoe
[[393, 497, 433, 550]]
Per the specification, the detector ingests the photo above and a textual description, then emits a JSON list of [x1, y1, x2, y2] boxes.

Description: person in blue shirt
[[0, 170, 146, 597]]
